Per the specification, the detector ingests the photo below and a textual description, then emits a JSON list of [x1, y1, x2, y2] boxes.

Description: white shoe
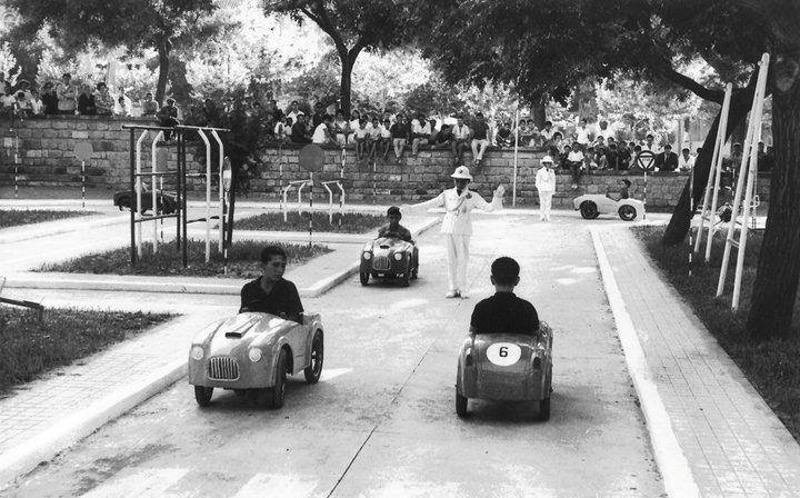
[[445, 290, 460, 298], [459, 291, 469, 299]]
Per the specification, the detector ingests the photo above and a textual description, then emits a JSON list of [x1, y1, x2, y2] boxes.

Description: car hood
[[364, 237, 414, 252], [193, 312, 296, 353]]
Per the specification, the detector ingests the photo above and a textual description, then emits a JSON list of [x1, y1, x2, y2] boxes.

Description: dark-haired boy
[[469, 257, 539, 336], [240, 245, 304, 323], [378, 206, 412, 242]]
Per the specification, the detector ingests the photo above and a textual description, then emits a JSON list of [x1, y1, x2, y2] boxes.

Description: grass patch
[[236, 211, 385, 234], [632, 225, 800, 442], [38, 239, 331, 279], [0, 209, 94, 229], [0, 307, 172, 395]]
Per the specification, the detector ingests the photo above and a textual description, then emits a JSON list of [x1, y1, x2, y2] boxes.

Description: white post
[[197, 130, 212, 263], [512, 109, 520, 207], [81, 161, 86, 209], [732, 53, 769, 310], [150, 131, 163, 253], [135, 131, 149, 258], [322, 181, 334, 224], [210, 130, 225, 253], [697, 83, 732, 259]]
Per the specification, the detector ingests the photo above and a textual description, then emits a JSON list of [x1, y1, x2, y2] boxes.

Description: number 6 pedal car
[[455, 321, 553, 420], [188, 311, 324, 409]]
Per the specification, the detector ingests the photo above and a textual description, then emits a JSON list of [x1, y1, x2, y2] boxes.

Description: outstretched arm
[[473, 184, 506, 212], [402, 191, 445, 213]]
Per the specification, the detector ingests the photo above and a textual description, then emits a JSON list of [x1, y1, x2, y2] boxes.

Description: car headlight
[[248, 348, 263, 362], [362, 251, 372, 260], [190, 345, 205, 361], [393, 252, 403, 261]]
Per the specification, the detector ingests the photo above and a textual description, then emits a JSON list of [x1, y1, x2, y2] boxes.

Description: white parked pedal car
[[572, 194, 645, 221]]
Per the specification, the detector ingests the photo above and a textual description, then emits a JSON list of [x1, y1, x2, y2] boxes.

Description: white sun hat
[[450, 165, 473, 181], [541, 155, 554, 164]]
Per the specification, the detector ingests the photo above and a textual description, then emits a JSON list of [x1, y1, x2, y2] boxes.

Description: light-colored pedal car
[[573, 194, 644, 221], [455, 322, 554, 420], [360, 236, 419, 287], [188, 312, 324, 409]]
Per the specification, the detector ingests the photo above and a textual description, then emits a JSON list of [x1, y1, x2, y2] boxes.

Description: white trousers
[[446, 234, 470, 292], [538, 190, 554, 220]]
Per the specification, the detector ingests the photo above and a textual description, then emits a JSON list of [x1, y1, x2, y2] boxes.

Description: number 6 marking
[[487, 343, 521, 366]]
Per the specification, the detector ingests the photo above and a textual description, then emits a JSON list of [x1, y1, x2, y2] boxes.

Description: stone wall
[[0, 115, 772, 209]]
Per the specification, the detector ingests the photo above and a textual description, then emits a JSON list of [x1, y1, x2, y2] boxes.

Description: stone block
[[71, 131, 89, 139]]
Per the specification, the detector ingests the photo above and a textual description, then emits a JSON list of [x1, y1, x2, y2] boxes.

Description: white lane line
[[320, 368, 352, 381], [590, 228, 700, 498], [359, 481, 462, 498], [231, 473, 317, 498], [80, 467, 189, 497]]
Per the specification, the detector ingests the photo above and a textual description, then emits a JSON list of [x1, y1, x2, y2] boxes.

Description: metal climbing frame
[[694, 83, 733, 262], [282, 178, 313, 222], [175, 125, 229, 266], [321, 180, 345, 225], [122, 124, 181, 267], [717, 53, 770, 310]]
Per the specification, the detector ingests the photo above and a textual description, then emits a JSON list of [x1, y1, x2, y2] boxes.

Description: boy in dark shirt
[[470, 257, 539, 336], [377, 206, 412, 242], [240, 245, 304, 323]]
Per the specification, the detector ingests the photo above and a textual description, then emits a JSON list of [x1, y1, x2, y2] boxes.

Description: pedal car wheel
[[270, 349, 289, 409], [618, 205, 637, 221], [579, 200, 599, 220], [456, 389, 468, 418], [304, 331, 324, 384], [401, 270, 411, 287], [194, 386, 213, 407], [538, 397, 551, 421], [359, 272, 369, 286]]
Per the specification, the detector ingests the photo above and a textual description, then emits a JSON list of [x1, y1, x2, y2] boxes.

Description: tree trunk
[[155, 41, 171, 106], [661, 87, 758, 245], [531, 98, 547, 128], [339, 55, 353, 118], [747, 57, 800, 339]]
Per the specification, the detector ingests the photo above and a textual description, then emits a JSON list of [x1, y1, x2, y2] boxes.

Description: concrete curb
[[0, 358, 186, 491], [590, 228, 700, 498]]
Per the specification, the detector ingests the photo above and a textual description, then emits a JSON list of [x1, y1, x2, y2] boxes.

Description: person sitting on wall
[[142, 93, 159, 117], [290, 113, 312, 144], [312, 114, 335, 146], [56, 73, 77, 115], [94, 82, 116, 116], [655, 144, 679, 172], [157, 97, 181, 140], [77, 84, 97, 116], [41, 82, 59, 115]]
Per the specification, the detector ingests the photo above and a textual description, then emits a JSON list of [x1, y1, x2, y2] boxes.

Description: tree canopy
[[264, 0, 419, 115], [6, 0, 218, 102]]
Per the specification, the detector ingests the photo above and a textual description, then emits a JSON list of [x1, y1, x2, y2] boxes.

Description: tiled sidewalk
[[597, 228, 800, 498]]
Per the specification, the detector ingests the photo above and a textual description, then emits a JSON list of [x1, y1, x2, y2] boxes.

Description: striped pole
[[688, 163, 695, 277], [14, 132, 19, 199], [308, 173, 313, 248], [81, 161, 86, 208], [643, 170, 647, 221]]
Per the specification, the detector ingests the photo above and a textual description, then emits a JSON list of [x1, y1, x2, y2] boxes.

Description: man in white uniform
[[535, 155, 557, 221], [406, 166, 504, 298]]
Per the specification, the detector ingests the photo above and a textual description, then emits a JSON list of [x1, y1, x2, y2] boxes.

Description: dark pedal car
[[455, 321, 554, 420], [360, 236, 419, 287], [188, 311, 324, 409], [113, 189, 178, 214]]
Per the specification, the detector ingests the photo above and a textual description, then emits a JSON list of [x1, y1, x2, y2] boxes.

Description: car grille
[[372, 255, 391, 270], [208, 356, 240, 380]]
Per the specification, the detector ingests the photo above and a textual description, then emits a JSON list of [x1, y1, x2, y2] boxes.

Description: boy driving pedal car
[[470, 257, 539, 336], [378, 206, 413, 242], [240, 245, 304, 323]]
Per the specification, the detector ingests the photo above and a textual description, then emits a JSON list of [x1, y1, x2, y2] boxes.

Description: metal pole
[[512, 109, 519, 207], [129, 129, 136, 268], [643, 170, 647, 221], [81, 161, 86, 209], [197, 129, 212, 263], [135, 131, 149, 259], [176, 129, 182, 252], [309, 172, 313, 248], [14, 131, 19, 199], [181, 132, 189, 268], [159, 176, 164, 243], [151, 131, 163, 253], [211, 130, 225, 253], [688, 163, 695, 277]]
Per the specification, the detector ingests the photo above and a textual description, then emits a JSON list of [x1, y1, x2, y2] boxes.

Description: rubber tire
[[401, 267, 411, 287], [360, 272, 369, 286], [456, 390, 468, 418], [304, 331, 324, 384], [194, 386, 213, 407], [618, 205, 637, 221], [580, 201, 599, 220], [270, 349, 288, 409], [538, 397, 551, 421]]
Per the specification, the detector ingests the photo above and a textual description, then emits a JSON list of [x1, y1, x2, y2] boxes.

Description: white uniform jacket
[[535, 167, 556, 192], [410, 187, 501, 236]]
